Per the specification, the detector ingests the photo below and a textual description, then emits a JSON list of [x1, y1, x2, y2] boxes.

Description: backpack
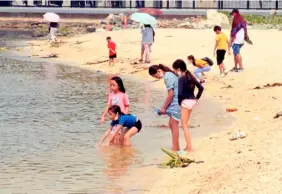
[[202, 57, 214, 66]]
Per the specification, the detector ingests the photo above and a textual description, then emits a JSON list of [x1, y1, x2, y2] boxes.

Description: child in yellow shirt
[[213, 26, 231, 76]]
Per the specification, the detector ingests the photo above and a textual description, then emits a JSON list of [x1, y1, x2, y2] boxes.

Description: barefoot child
[[101, 76, 129, 144], [106, 37, 117, 66], [213, 25, 231, 76], [172, 59, 204, 154], [97, 105, 142, 146]]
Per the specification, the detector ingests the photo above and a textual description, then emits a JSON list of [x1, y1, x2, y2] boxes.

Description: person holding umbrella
[[43, 13, 60, 44], [140, 24, 155, 63], [131, 13, 156, 64]]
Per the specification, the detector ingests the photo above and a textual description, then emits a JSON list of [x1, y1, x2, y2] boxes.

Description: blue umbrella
[[131, 12, 157, 26]]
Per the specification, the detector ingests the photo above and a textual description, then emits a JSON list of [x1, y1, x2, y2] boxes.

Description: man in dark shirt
[[49, 22, 59, 43]]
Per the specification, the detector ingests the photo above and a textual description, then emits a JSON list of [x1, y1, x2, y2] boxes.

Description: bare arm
[[101, 104, 110, 123], [214, 40, 218, 55], [97, 126, 112, 146], [227, 39, 231, 53], [109, 48, 116, 54], [162, 89, 174, 110], [124, 105, 129, 114], [107, 124, 122, 144]]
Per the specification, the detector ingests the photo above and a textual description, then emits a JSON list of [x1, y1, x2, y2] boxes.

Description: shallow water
[[0, 31, 233, 193]]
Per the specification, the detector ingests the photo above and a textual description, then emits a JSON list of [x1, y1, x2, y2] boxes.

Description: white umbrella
[[43, 12, 60, 23]]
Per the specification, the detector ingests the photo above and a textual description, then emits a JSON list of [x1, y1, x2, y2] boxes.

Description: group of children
[[98, 12, 246, 151], [105, 24, 236, 85], [97, 76, 142, 147]]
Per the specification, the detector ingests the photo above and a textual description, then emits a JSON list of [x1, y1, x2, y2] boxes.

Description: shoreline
[[2, 28, 282, 193]]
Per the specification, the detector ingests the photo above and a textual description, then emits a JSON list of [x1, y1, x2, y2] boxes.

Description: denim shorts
[[232, 44, 244, 56]]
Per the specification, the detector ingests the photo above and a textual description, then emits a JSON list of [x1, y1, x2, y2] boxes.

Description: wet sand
[[5, 28, 282, 193]]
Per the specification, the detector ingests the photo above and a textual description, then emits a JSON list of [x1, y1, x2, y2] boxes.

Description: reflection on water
[[0, 56, 233, 193], [98, 146, 142, 180]]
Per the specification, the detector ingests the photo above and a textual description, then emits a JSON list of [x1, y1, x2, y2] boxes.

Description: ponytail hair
[[148, 64, 177, 76], [108, 105, 125, 115], [188, 55, 196, 67], [172, 59, 197, 87]]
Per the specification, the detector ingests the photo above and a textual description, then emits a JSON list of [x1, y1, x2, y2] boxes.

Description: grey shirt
[[141, 27, 154, 44]]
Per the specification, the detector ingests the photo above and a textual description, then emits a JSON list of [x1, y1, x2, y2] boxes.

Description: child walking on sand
[[213, 25, 231, 76], [187, 55, 211, 84], [107, 37, 117, 66], [172, 59, 204, 154], [97, 105, 142, 146]]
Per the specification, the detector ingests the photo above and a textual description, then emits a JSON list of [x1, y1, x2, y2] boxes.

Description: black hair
[[213, 25, 221, 32], [148, 64, 177, 76], [108, 105, 125, 115], [106, 36, 111, 40], [144, 24, 155, 39], [188, 55, 196, 67], [231, 8, 239, 15], [111, 76, 126, 93], [172, 59, 197, 87]]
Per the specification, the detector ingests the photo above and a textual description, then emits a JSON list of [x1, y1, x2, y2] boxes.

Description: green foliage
[[219, 11, 282, 25], [59, 25, 73, 36]]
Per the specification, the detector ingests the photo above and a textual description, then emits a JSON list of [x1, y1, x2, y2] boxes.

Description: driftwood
[[273, 112, 282, 119], [253, 82, 282, 89], [161, 148, 195, 168], [41, 53, 58, 58]]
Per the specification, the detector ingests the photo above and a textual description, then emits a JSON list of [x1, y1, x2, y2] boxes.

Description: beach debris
[[74, 41, 85, 45], [226, 108, 238, 112], [86, 58, 108, 65], [273, 111, 282, 119], [86, 26, 96, 33], [253, 82, 282, 89], [0, 47, 8, 52], [41, 53, 58, 58], [221, 84, 233, 89], [161, 148, 195, 168], [229, 130, 247, 141]]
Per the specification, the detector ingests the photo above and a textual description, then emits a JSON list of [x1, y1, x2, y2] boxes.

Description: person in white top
[[230, 9, 247, 72]]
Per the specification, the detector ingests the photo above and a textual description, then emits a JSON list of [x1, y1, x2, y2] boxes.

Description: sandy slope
[[25, 28, 282, 194]]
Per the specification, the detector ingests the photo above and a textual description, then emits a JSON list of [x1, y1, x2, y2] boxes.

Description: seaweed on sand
[[161, 148, 195, 168]]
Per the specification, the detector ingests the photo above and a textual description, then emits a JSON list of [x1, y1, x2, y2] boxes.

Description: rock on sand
[[204, 10, 230, 29]]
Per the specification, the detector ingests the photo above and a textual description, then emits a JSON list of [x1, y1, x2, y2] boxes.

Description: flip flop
[[238, 130, 247, 139], [177, 150, 187, 155], [229, 132, 240, 141]]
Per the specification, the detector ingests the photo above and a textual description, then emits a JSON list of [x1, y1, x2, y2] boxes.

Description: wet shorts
[[216, 49, 226, 65], [134, 119, 142, 133], [232, 44, 243, 56], [181, 99, 197, 109], [109, 54, 117, 59]]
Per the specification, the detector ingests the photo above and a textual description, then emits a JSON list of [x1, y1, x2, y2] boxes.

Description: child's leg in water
[[123, 127, 138, 146], [118, 128, 127, 145]]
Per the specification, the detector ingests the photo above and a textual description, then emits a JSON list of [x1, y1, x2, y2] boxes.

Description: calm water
[[0, 31, 233, 193]]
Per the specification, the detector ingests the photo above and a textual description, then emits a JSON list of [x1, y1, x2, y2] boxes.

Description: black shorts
[[134, 120, 142, 133], [109, 54, 117, 59], [216, 50, 226, 65]]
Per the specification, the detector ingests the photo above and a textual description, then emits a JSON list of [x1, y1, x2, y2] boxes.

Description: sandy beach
[[12, 28, 282, 193]]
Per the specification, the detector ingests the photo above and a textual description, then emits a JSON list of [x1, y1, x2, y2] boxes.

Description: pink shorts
[[181, 99, 197, 109]]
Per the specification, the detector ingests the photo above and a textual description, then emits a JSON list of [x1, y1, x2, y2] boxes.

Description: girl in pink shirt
[[101, 76, 129, 145], [101, 76, 129, 122]]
